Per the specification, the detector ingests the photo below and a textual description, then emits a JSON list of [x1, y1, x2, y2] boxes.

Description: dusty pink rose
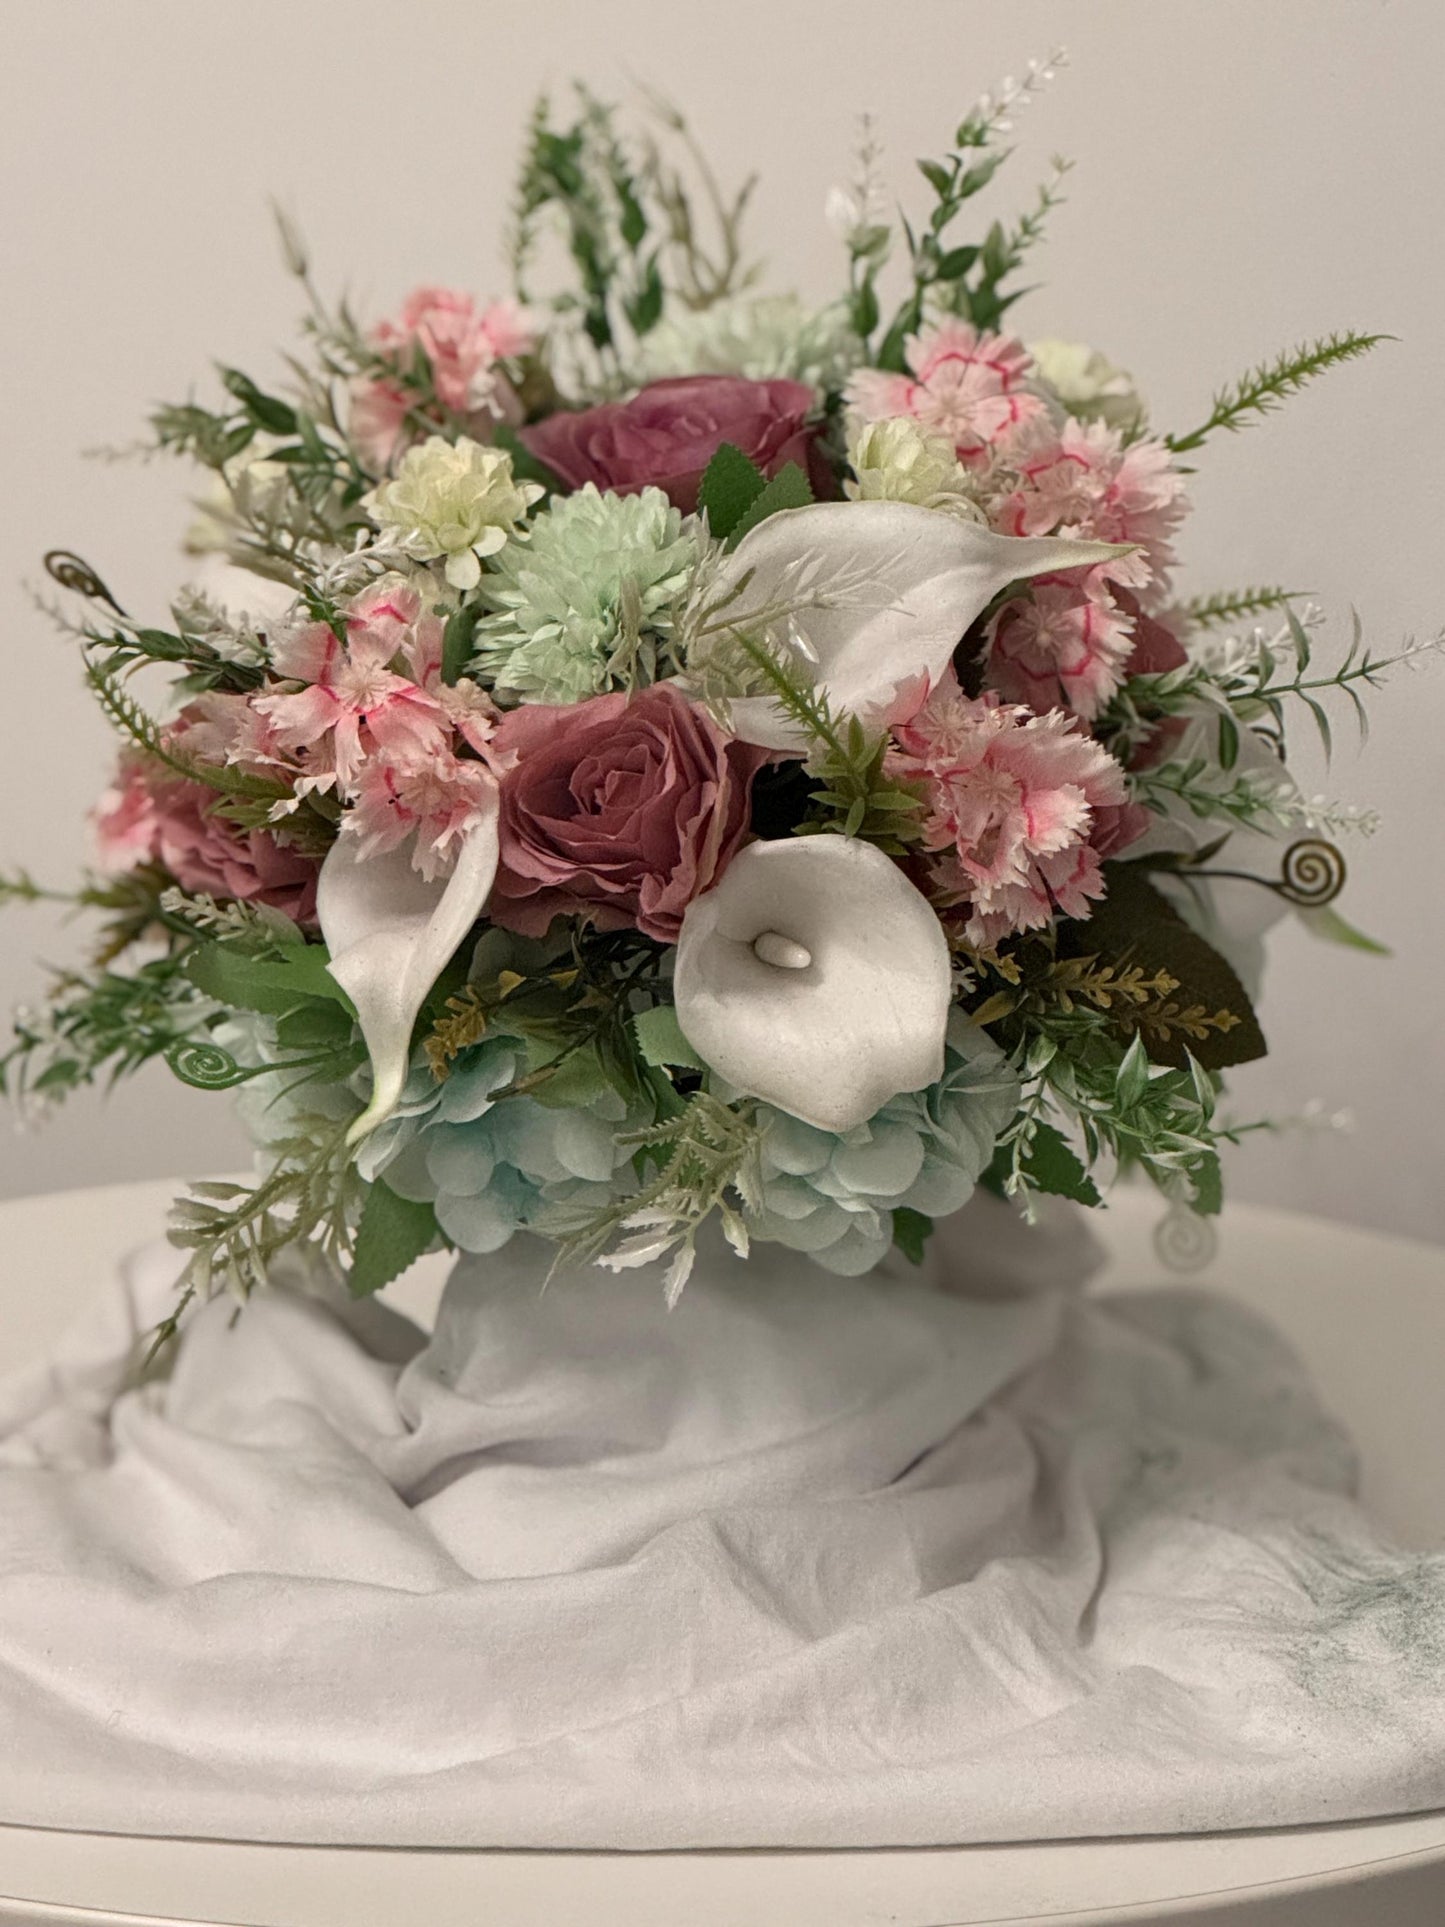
[[94, 755, 320, 925], [489, 683, 770, 942], [517, 375, 822, 513]]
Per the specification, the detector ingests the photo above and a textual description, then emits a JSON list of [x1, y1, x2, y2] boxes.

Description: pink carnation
[[845, 319, 1045, 466], [886, 673, 1129, 948], [991, 417, 1187, 585], [351, 287, 535, 469], [986, 570, 1137, 721], [344, 747, 499, 884], [94, 753, 321, 925], [489, 682, 770, 943], [255, 579, 458, 792]]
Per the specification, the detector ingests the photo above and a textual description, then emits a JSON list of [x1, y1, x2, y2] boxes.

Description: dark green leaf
[[1190, 1151, 1223, 1217], [492, 420, 568, 497], [219, 368, 297, 436], [935, 244, 980, 280], [350, 1182, 439, 1297], [892, 1206, 935, 1264], [1022, 1123, 1103, 1206], [1076, 865, 1269, 1070], [917, 159, 955, 198], [696, 442, 768, 541], [1217, 713, 1240, 770], [441, 604, 479, 686], [726, 462, 815, 548]]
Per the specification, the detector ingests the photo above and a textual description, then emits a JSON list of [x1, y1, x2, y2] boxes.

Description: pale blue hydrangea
[[745, 1015, 1019, 1275], [353, 1035, 647, 1255], [470, 483, 700, 704]]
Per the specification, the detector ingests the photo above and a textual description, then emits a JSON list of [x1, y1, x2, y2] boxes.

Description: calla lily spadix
[[710, 500, 1132, 751], [673, 834, 953, 1134], [319, 791, 501, 1144]]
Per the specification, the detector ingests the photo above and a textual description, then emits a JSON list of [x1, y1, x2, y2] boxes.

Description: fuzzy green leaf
[[1297, 905, 1392, 955], [696, 442, 769, 541], [633, 1004, 706, 1072], [1190, 1151, 1224, 1217], [725, 461, 815, 549], [350, 1182, 439, 1298], [183, 940, 354, 1019]]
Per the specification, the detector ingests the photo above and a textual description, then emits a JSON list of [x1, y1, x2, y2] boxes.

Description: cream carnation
[[1029, 338, 1144, 436], [844, 416, 985, 520], [364, 436, 542, 591]]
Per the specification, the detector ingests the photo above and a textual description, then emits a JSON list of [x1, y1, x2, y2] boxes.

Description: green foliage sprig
[[1166, 332, 1389, 454]]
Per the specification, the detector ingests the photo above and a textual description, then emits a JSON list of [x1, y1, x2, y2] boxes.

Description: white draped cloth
[[2, 1198, 1443, 1849]]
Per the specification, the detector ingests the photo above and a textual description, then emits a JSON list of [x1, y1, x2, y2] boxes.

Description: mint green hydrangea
[[470, 483, 700, 704], [634, 295, 860, 390]]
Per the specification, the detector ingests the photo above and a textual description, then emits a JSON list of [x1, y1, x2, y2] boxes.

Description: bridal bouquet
[[4, 61, 1424, 1317]]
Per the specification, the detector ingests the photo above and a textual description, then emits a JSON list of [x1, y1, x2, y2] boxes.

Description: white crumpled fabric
[[2, 1195, 1443, 1849]]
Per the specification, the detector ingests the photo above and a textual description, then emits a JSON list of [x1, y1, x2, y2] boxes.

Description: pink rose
[[490, 683, 770, 942], [95, 755, 320, 926], [517, 375, 822, 513]]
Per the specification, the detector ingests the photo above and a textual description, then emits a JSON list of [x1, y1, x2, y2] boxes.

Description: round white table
[[1, 1178, 1443, 1927]]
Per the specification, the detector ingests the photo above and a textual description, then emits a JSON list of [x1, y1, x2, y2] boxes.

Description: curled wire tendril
[[43, 550, 127, 617]]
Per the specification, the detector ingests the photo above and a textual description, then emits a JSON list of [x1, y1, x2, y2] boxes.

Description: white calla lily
[[319, 794, 501, 1145], [673, 835, 952, 1133], [711, 501, 1129, 749]]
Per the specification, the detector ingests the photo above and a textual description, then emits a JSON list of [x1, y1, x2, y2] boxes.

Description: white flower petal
[[713, 501, 1129, 749], [674, 835, 952, 1133], [318, 791, 501, 1145]]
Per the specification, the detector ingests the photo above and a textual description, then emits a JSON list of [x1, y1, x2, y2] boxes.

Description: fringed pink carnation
[[886, 673, 1129, 948], [351, 287, 535, 469], [986, 568, 1137, 721], [255, 580, 455, 791], [344, 747, 498, 884], [991, 417, 1187, 585], [845, 318, 1045, 465]]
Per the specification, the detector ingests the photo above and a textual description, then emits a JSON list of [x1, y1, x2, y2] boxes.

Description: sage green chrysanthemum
[[470, 484, 701, 704]]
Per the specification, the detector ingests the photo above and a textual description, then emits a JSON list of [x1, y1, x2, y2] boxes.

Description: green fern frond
[[1167, 331, 1390, 454]]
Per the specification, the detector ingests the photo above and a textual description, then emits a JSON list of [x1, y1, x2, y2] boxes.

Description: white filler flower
[[673, 835, 952, 1133]]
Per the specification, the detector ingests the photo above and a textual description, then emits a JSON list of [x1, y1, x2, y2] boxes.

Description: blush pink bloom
[[886, 673, 1129, 948], [255, 580, 452, 791], [351, 287, 535, 469], [986, 569, 1138, 721], [991, 417, 1187, 585], [987, 572, 1193, 723], [344, 747, 499, 884], [517, 375, 822, 514], [845, 319, 1045, 466], [489, 682, 771, 942], [94, 754, 321, 924]]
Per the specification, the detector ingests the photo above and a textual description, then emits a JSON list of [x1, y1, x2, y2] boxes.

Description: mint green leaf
[[1022, 1123, 1103, 1206], [1297, 905, 1392, 955], [696, 442, 768, 541], [1115, 1035, 1152, 1110], [725, 462, 815, 549], [183, 940, 355, 1018], [892, 1206, 935, 1264], [350, 1182, 440, 1297], [632, 1004, 706, 1072]]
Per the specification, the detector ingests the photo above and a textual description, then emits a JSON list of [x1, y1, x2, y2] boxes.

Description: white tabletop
[[1, 1178, 1443, 1926]]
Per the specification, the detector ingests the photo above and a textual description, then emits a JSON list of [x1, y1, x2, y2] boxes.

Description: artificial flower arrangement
[[4, 59, 1428, 1328]]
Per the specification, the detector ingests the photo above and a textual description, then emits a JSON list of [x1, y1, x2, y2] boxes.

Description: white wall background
[[2, 0, 1442, 1239]]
